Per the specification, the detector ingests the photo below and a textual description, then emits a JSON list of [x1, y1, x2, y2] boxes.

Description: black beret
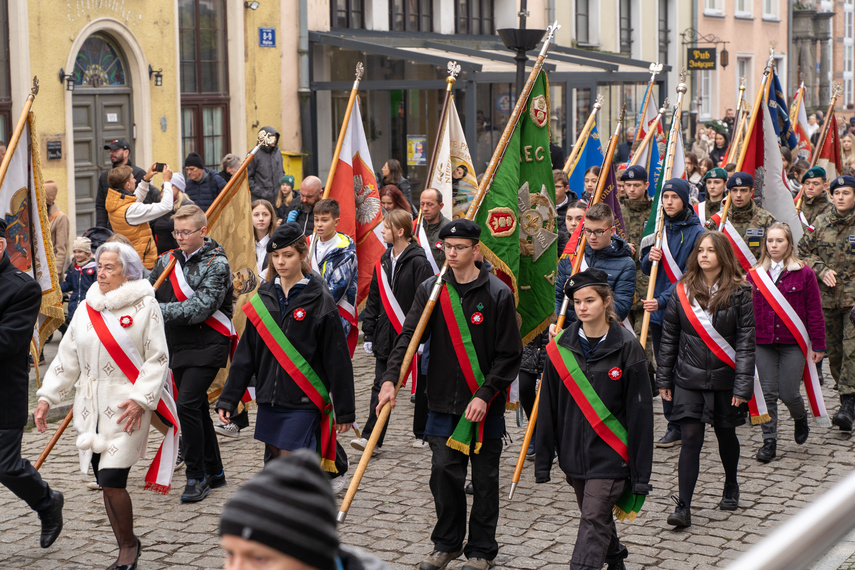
[[267, 222, 305, 253], [0, 218, 5, 239], [620, 165, 648, 182], [727, 172, 754, 189], [702, 167, 728, 182], [439, 219, 481, 241], [801, 166, 827, 183], [564, 268, 610, 298], [830, 175, 855, 192]]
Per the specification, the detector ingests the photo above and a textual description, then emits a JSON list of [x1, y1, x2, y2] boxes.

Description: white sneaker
[[86, 480, 102, 491], [330, 473, 348, 495], [215, 423, 241, 438], [350, 437, 368, 451]]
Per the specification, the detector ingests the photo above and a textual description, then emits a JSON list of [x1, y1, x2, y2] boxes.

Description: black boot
[[719, 482, 740, 511], [756, 438, 776, 463], [833, 395, 855, 431], [605, 542, 629, 570], [794, 415, 810, 444], [666, 495, 691, 528]]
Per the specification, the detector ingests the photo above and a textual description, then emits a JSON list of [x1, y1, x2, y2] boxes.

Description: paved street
[[4, 336, 855, 569]]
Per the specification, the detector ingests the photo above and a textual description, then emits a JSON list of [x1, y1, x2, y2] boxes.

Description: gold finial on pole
[[31, 77, 39, 97], [355, 62, 364, 81]]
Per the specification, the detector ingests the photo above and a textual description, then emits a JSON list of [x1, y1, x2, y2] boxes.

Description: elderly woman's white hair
[[95, 242, 145, 281]]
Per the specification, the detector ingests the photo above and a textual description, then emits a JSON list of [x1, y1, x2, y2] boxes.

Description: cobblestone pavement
[[4, 337, 855, 568]]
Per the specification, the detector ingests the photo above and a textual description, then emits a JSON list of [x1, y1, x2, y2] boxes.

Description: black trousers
[[427, 435, 502, 561], [173, 366, 223, 480], [412, 368, 428, 439], [0, 428, 52, 512], [651, 323, 679, 435], [568, 478, 628, 570], [363, 358, 390, 447]]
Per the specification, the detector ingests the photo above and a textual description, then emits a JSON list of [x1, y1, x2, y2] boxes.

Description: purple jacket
[[747, 262, 826, 351]]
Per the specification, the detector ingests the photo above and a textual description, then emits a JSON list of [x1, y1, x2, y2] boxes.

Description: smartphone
[[154, 162, 165, 172]]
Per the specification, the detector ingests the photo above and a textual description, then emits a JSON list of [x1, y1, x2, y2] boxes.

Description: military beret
[[726, 172, 754, 189], [439, 219, 481, 241], [702, 167, 728, 182], [830, 175, 855, 192], [620, 165, 648, 182], [564, 268, 610, 298], [267, 222, 305, 253], [801, 166, 827, 183], [0, 218, 5, 239]]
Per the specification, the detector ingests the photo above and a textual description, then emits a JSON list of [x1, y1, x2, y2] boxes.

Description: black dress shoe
[[113, 538, 141, 570], [666, 495, 691, 528], [39, 490, 63, 548], [794, 415, 810, 445], [756, 438, 776, 463], [719, 482, 739, 511], [208, 470, 227, 489], [180, 478, 210, 502]]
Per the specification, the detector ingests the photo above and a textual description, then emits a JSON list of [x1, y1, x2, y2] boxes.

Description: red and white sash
[[376, 259, 419, 392], [694, 202, 705, 221], [415, 219, 440, 274], [577, 256, 636, 338], [710, 213, 757, 272], [798, 211, 815, 232], [660, 231, 684, 284], [86, 304, 180, 493], [676, 283, 770, 424], [748, 267, 830, 426], [169, 263, 238, 357]]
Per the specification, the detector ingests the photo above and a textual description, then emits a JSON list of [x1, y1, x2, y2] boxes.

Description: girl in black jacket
[[658, 231, 755, 528], [355, 209, 434, 450], [536, 268, 653, 570], [216, 223, 355, 466]]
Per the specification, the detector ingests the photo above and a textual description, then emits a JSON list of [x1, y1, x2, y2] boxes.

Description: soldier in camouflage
[[799, 166, 833, 232], [696, 167, 728, 223], [799, 174, 855, 431], [705, 172, 776, 261]]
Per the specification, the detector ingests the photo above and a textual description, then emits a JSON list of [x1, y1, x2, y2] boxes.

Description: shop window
[[331, 0, 364, 29], [0, 0, 10, 141], [179, 0, 229, 168], [391, 0, 433, 32], [455, 0, 494, 35]]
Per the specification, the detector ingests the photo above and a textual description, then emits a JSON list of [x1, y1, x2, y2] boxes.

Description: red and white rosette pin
[[608, 367, 622, 381], [119, 315, 133, 328], [293, 308, 307, 321], [470, 312, 484, 325]]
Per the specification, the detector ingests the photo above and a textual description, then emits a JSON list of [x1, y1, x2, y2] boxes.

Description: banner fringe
[[445, 436, 471, 455], [321, 458, 339, 473], [751, 413, 771, 425]]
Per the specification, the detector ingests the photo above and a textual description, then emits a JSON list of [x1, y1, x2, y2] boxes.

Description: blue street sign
[[259, 27, 276, 47]]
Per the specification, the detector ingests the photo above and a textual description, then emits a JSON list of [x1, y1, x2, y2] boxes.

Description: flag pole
[[725, 76, 748, 166], [798, 81, 843, 211], [718, 50, 776, 231], [323, 63, 364, 200], [562, 94, 603, 176], [337, 21, 562, 524], [634, 62, 664, 142], [509, 104, 626, 500], [638, 71, 688, 349], [789, 82, 804, 127], [416, 61, 462, 227], [629, 98, 670, 168], [0, 78, 38, 194], [35, 139, 262, 471]]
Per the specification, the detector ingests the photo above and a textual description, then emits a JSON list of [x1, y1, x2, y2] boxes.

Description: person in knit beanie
[[219, 449, 386, 570]]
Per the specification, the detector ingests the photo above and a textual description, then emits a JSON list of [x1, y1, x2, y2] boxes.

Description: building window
[[763, 0, 779, 19], [699, 70, 713, 120], [704, 0, 724, 15], [619, 0, 632, 54], [72, 36, 126, 87], [735, 0, 752, 17], [331, 0, 364, 29], [0, 0, 11, 142], [455, 0, 494, 35], [576, 0, 590, 45], [658, 0, 669, 64], [179, 0, 229, 168], [391, 0, 432, 32], [845, 0, 854, 106]]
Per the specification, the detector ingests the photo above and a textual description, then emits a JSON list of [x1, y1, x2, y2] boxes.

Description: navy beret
[[801, 166, 827, 183], [830, 175, 855, 192], [439, 219, 481, 241], [267, 222, 305, 253], [564, 268, 610, 297], [620, 165, 648, 182], [727, 172, 754, 189]]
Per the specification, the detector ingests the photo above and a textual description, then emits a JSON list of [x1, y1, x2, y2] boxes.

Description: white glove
[[363, 342, 373, 354]]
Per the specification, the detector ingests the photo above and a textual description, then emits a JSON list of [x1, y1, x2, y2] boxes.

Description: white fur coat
[[38, 279, 169, 472]]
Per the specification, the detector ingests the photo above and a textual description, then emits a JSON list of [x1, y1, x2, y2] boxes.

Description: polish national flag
[[792, 86, 812, 160]]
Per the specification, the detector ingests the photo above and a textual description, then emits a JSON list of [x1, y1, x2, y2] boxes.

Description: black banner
[[687, 48, 717, 70]]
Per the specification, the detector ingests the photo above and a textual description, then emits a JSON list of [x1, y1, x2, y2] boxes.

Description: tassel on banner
[[751, 413, 772, 425], [445, 437, 472, 456], [321, 459, 338, 473]]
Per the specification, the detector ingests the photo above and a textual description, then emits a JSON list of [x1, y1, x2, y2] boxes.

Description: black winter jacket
[[362, 242, 434, 360], [247, 126, 286, 204], [184, 169, 226, 212], [0, 253, 42, 429], [657, 283, 755, 399], [217, 276, 356, 423], [521, 330, 549, 375], [381, 263, 523, 416], [535, 320, 653, 494]]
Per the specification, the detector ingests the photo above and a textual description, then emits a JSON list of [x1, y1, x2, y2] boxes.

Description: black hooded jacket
[[248, 126, 286, 204], [535, 320, 653, 494], [362, 242, 434, 360]]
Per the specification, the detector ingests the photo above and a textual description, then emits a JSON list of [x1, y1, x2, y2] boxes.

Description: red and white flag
[[637, 90, 664, 141], [792, 86, 812, 161], [427, 98, 478, 219], [326, 98, 386, 308], [815, 109, 843, 180]]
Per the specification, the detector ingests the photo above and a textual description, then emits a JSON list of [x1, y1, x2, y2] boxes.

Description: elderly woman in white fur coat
[[35, 242, 172, 570]]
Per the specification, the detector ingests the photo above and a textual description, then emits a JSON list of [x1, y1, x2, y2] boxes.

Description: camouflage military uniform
[[799, 207, 855, 396], [697, 197, 723, 224], [620, 195, 656, 373], [706, 200, 777, 260], [800, 193, 833, 230]]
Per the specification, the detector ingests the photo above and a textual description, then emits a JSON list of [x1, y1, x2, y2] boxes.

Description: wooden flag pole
[[629, 99, 670, 168], [337, 21, 563, 524], [562, 94, 604, 176], [798, 82, 842, 212], [35, 140, 262, 471], [634, 62, 663, 142], [725, 76, 748, 166], [323, 63, 364, 200], [508, 104, 626, 500], [0, 78, 38, 194], [417, 62, 461, 227], [638, 71, 689, 349]]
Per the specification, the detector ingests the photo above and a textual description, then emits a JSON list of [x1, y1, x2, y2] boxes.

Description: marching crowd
[[0, 114, 853, 570]]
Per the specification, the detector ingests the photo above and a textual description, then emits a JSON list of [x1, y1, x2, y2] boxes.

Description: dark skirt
[[254, 405, 320, 452], [670, 385, 747, 428], [91, 453, 131, 489]]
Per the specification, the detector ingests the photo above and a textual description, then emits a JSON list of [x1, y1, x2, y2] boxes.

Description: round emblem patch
[[293, 308, 307, 321], [435, 241, 443, 249], [608, 367, 622, 381], [470, 312, 484, 325], [86, 268, 95, 275], [119, 315, 133, 328]]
